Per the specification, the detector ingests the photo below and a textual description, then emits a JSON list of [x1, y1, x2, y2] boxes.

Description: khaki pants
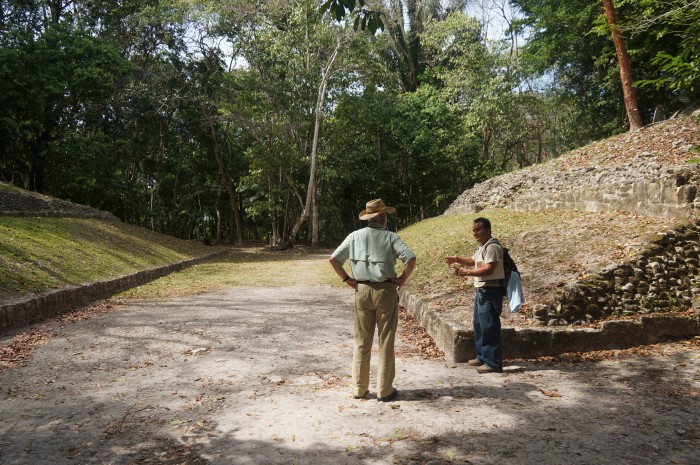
[[353, 282, 399, 398]]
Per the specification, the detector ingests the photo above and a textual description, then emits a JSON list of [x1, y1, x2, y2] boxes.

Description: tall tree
[[184, 26, 246, 245], [630, 0, 700, 99], [286, 35, 342, 248], [602, 0, 642, 131], [380, 0, 470, 93], [237, 0, 356, 248]]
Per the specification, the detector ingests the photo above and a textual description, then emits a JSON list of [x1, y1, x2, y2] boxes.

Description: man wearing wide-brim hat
[[329, 199, 417, 402]]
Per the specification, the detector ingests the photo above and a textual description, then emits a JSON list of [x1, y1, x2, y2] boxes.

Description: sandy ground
[[1, 285, 699, 465]]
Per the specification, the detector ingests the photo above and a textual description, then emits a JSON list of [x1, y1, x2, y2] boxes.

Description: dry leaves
[[0, 300, 119, 371], [0, 330, 51, 369], [512, 336, 700, 366], [552, 116, 700, 168], [397, 307, 444, 360]]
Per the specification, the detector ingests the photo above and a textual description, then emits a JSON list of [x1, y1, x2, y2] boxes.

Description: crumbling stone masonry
[[511, 163, 700, 218], [533, 218, 700, 326], [443, 115, 700, 327], [446, 162, 700, 219]]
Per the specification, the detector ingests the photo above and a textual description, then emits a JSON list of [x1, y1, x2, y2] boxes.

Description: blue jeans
[[473, 286, 504, 369]]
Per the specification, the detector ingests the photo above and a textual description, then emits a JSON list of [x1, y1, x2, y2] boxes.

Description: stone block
[[0, 306, 9, 329], [640, 314, 700, 339], [598, 320, 643, 349], [677, 184, 697, 204], [452, 330, 474, 363], [550, 328, 602, 352], [19, 300, 36, 326], [504, 328, 551, 358]]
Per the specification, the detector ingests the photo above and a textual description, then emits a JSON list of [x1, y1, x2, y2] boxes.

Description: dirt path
[[1, 285, 699, 465]]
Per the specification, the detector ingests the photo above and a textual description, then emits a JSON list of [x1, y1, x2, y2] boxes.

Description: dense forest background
[[1, 0, 698, 246]]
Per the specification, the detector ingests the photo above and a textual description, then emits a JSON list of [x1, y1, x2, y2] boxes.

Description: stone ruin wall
[[510, 163, 700, 218], [445, 162, 700, 219], [444, 148, 700, 326], [533, 219, 700, 326]]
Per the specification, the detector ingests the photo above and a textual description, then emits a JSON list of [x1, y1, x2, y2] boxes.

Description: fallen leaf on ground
[[538, 388, 562, 398]]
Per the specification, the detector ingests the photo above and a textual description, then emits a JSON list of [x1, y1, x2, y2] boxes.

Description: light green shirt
[[331, 222, 416, 282]]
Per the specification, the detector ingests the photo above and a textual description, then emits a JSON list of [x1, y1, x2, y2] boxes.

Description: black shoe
[[353, 390, 369, 400], [477, 364, 503, 374], [377, 388, 398, 402]]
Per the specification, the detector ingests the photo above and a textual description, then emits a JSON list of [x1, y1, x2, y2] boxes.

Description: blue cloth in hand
[[507, 271, 524, 313]]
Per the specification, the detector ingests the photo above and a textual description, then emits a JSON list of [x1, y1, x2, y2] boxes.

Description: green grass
[[0, 218, 217, 301], [119, 246, 341, 300], [121, 208, 672, 306], [398, 210, 531, 296], [397, 209, 671, 303], [0, 208, 675, 308]]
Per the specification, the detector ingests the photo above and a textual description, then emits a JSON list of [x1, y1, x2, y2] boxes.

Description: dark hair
[[473, 217, 491, 231]]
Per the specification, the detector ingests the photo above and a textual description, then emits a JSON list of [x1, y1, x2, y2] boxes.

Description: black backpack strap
[[482, 240, 507, 289], [484, 240, 502, 255]]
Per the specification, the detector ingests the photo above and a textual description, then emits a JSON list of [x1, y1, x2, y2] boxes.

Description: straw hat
[[359, 199, 396, 220]]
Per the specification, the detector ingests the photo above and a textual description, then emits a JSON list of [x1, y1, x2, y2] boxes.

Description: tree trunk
[[281, 38, 341, 250], [150, 182, 156, 231], [535, 123, 543, 164], [224, 143, 245, 245], [209, 119, 243, 245], [28, 162, 45, 194], [311, 179, 319, 247], [48, 0, 63, 23], [602, 0, 643, 132], [271, 216, 280, 246], [215, 206, 222, 245]]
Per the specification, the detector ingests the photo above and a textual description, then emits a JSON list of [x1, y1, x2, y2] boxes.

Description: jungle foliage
[[1, 0, 697, 245]]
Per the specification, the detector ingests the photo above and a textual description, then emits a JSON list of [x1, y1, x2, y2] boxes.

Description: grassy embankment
[[116, 207, 669, 306], [0, 218, 217, 302], [0, 208, 671, 305], [2, 113, 697, 304], [0, 216, 344, 302]]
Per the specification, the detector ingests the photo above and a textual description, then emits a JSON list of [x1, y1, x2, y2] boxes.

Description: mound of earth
[[445, 113, 700, 216], [423, 113, 700, 331], [0, 182, 117, 220]]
